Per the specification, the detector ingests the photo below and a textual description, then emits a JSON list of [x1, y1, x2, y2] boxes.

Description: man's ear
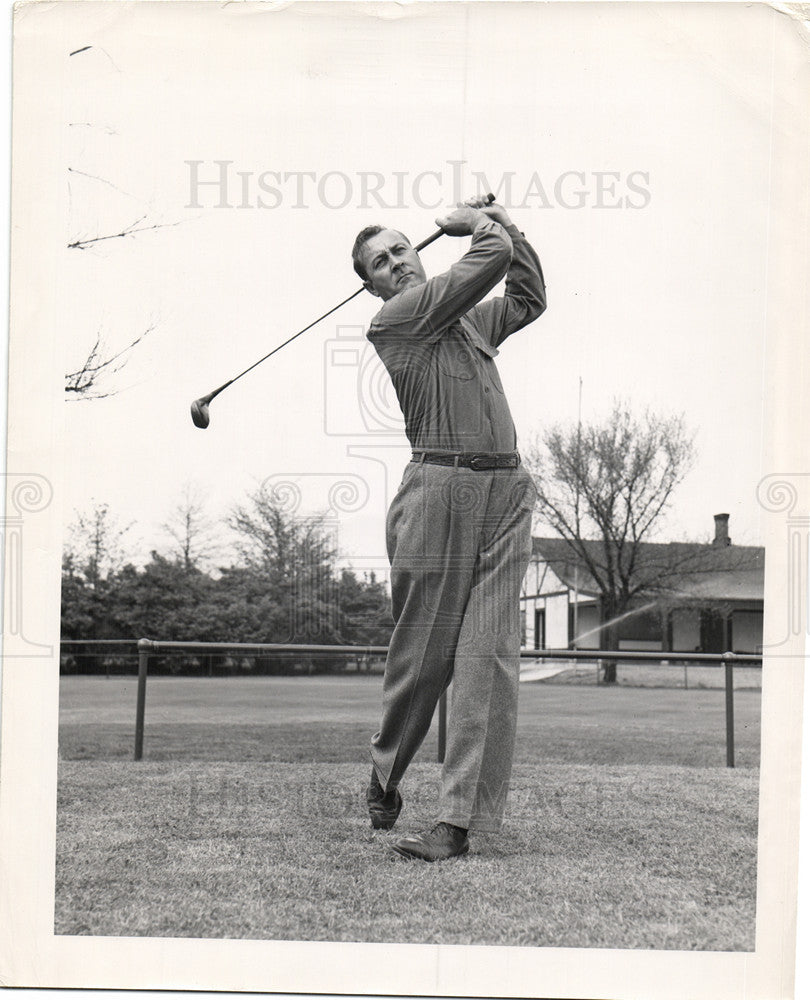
[[363, 279, 380, 298]]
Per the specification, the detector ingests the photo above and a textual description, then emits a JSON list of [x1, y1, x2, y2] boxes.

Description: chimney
[[713, 513, 731, 547]]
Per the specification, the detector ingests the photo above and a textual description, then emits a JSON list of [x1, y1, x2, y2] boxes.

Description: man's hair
[[352, 225, 411, 282]]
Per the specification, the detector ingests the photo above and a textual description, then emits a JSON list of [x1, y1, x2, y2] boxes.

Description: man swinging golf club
[[352, 194, 546, 861]]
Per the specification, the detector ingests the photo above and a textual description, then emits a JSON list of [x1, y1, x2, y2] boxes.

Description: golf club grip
[[414, 229, 444, 253], [414, 193, 496, 252]]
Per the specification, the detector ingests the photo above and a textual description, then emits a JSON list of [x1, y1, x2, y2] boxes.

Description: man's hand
[[435, 196, 513, 236], [434, 204, 487, 236], [462, 194, 513, 228]]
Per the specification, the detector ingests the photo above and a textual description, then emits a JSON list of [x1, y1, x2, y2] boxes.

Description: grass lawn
[[55, 675, 760, 948], [546, 661, 762, 689], [58, 674, 761, 768]]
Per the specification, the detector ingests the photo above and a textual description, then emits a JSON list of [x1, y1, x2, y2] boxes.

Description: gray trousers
[[371, 461, 535, 832]]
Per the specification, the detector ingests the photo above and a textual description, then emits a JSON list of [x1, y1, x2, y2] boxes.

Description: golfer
[[352, 195, 546, 860]]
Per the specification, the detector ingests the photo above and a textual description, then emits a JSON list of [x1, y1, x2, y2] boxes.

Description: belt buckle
[[469, 454, 492, 471]]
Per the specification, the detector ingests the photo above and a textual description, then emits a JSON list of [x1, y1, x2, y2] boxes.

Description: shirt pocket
[[438, 341, 476, 381]]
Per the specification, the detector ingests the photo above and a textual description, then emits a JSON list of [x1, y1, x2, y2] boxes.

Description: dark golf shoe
[[367, 773, 403, 830], [391, 822, 469, 862]]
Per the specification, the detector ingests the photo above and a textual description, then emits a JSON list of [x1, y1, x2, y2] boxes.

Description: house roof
[[531, 536, 764, 603]]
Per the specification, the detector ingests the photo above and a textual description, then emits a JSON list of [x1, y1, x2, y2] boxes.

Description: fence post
[[437, 690, 447, 763], [723, 651, 735, 768], [135, 638, 151, 761]]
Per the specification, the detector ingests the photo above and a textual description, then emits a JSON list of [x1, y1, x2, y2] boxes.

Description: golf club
[[190, 193, 495, 428]]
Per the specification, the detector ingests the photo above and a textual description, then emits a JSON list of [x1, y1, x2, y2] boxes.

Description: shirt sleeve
[[465, 223, 546, 349], [367, 219, 513, 344]]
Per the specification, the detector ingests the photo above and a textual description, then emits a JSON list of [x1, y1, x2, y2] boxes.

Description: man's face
[[360, 229, 427, 301]]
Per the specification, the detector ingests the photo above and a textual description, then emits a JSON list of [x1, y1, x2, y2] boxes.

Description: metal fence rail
[[58, 638, 389, 675], [100, 638, 761, 768], [60, 639, 761, 767]]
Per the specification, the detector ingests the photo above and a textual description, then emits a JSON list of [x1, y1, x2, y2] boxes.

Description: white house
[[521, 514, 764, 654]]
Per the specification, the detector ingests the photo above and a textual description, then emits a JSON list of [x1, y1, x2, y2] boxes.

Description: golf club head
[[190, 381, 231, 429], [190, 397, 211, 429]]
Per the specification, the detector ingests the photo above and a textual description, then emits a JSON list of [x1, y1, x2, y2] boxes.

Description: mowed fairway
[[56, 675, 760, 948]]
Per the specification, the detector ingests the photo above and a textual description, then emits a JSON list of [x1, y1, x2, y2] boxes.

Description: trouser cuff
[[439, 814, 503, 834]]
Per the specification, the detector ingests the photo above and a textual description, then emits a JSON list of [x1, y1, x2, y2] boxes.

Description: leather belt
[[411, 451, 520, 471]]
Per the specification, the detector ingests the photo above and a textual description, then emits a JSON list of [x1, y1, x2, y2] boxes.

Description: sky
[[55, 2, 777, 572]]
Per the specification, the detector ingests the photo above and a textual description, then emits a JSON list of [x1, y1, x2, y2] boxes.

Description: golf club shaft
[[195, 194, 495, 406], [221, 227, 453, 392]]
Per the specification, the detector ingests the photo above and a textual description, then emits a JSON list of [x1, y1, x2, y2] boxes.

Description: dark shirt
[[367, 219, 546, 452]]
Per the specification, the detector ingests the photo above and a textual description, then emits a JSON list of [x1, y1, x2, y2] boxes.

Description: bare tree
[[523, 401, 701, 681], [64, 502, 134, 590], [229, 483, 342, 644], [162, 483, 223, 572], [229, 484, 337, 579]]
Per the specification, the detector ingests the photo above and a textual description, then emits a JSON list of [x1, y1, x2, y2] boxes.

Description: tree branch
[[64, 323, 156, 399], [68, 217, 186, 250]]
